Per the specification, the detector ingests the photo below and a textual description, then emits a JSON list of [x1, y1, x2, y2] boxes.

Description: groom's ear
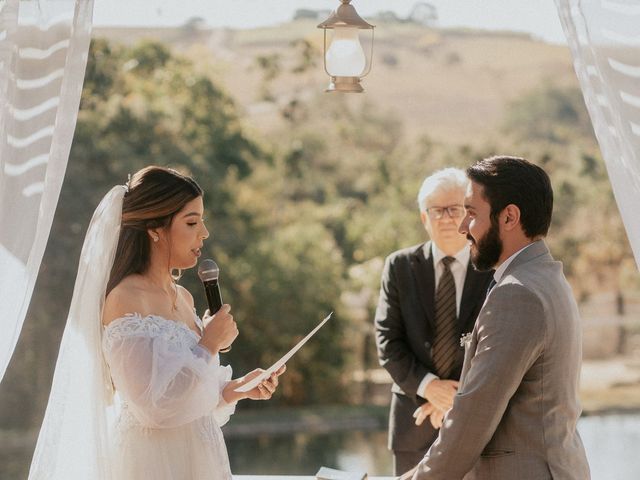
[[501, 204, 521, 231]]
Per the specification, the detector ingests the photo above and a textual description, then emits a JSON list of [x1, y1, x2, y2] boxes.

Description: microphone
[[197, 259, 231, 353]]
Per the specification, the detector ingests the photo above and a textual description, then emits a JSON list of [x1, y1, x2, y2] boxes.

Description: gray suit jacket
[[375, 242, 492, 452], [414, 240, 590, 479]]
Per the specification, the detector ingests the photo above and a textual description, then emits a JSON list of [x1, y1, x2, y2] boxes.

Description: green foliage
[[0, 38, 348, 430], [128, 41, 172, 74], [228, 220, 346, 404], [255, 53, 281, 101], [503, 84, 636, 298], [291, 39, 318, 74], [503, 84, 595, 144], [3, 34, 639, 433]]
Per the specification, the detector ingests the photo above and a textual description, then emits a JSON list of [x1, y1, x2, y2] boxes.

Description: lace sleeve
[[102, 315, 235, 429]]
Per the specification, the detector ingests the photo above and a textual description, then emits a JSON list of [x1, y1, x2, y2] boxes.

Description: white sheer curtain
[[555, 0, 640, 270], [0, 0, 93, 382]]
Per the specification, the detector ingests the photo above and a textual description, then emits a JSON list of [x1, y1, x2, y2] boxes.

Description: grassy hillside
[[94, 20, 577, 146]]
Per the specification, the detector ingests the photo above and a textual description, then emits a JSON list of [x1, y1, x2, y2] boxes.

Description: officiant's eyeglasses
[[426, 205, 465, 220]]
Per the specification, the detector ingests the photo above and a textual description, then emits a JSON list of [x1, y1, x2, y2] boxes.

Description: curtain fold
[[0, 0, 94, 383], [555, 0, 640, 270]]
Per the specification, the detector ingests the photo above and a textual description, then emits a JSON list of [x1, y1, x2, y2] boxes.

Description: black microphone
[[197, 259, 230, 352]]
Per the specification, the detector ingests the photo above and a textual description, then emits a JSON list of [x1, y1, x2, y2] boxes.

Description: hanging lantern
[[317, 0, 375, 93]]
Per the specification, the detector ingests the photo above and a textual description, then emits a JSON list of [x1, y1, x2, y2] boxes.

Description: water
[[227, 430, 391, 476], [3, 414, 639, 479], [578, 414, 640, 480], [227, 414, 640, 479]]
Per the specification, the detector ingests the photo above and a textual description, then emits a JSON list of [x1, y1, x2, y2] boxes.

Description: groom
[[405, 156, 590, 479]]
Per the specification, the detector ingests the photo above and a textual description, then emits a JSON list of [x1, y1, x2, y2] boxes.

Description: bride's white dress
[[102, 313, 235, 480]]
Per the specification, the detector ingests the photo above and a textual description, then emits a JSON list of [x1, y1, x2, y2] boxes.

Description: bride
[[28, 166, 284, 479]]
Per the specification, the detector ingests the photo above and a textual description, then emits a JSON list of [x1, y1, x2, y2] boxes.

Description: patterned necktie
[[432, 256, 458, 378]]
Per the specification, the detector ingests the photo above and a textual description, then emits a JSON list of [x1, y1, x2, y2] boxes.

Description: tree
[[503, 84, 595, 144], [503, 84, 637, 305], [0, 37, 353, 430]]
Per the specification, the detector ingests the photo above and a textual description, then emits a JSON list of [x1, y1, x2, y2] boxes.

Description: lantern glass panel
[[325, 26, 366, 77]]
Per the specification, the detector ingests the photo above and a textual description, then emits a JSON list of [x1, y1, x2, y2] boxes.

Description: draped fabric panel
[[555, 0, 640, 270], [0, 0, 93, 382]]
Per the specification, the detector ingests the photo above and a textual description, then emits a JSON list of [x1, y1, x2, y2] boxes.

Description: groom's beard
[[469, 217, 503, 271]]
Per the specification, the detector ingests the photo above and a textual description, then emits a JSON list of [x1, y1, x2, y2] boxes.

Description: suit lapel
[[410, 242, 436, 336]]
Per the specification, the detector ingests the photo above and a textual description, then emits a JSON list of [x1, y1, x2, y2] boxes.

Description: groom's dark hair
[[467, 156, 553, 238]]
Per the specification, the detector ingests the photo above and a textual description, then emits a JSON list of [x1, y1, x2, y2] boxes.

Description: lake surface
[[2, 413, 639, 479], [227, 414, 640, 479]]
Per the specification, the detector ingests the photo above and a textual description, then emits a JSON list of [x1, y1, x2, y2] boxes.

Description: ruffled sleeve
[[102, 315, 236, 429]]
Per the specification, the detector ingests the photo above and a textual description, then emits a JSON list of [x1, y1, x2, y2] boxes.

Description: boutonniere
[[460, 332, 473, 347]]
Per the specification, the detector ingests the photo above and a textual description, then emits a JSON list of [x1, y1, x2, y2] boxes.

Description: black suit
[[374, 242, 493, 474]]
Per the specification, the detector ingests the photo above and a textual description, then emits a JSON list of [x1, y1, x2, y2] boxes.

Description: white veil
[[28, 185, 126, 480]]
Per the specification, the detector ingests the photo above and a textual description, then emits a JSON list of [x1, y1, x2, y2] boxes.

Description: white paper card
[[234, 312, 333, 393], [316, 466, 367, 480]]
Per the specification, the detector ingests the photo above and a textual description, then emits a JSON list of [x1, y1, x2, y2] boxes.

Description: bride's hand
[[241, 365, 286, 401], [222, 365, 286, 404], [199, 305, 238, 355]]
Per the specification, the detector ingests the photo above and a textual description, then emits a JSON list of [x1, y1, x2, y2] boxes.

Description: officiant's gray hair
[[417, 167, 468, 212]]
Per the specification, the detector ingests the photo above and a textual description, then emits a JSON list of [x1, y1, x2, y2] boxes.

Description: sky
[[93, 0, 567, 44]]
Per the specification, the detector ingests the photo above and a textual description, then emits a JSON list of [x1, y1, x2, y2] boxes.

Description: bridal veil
[[28, 186, 126, 480]]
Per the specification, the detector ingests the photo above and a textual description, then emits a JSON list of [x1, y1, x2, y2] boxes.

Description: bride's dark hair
[[106, 166, 203, 296]]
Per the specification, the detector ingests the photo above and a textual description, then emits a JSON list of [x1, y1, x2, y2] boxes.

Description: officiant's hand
[[413, 402, 435, 426], [413, 403, 446, 429], [423, 379, 458, 411], [199, 304, 238, 355], [429, 407, 445, 429]]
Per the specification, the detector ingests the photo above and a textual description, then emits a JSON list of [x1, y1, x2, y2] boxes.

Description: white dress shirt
[[418, 243, 470, 398]]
